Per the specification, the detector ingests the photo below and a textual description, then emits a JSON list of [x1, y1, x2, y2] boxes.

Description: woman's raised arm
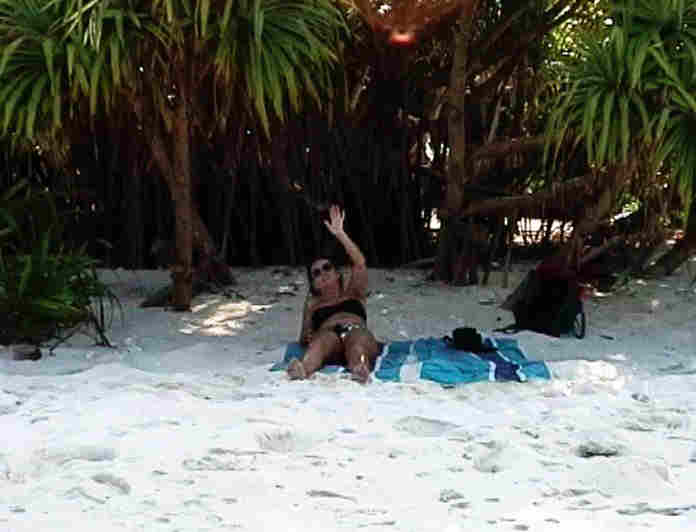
[[324, 205, 368, 297]]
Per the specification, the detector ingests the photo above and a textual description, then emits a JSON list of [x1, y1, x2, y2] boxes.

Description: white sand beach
[[1, 262, 696, 531]]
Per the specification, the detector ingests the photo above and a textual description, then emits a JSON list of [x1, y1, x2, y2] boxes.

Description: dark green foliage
[[0, 181, 119, 348]]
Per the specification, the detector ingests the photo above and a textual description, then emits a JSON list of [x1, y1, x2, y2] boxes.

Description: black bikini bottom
[[332, 322, 365, 341]]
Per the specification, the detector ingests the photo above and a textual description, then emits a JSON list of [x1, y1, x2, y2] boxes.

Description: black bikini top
[[312, 299, 367, 331]]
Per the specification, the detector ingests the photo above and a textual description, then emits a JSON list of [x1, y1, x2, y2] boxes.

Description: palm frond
[[546, 0, 696, 172]]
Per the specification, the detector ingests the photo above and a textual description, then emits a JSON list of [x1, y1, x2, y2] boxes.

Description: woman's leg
[[343, 329, 380, 383], [288, 329, 341, 380]]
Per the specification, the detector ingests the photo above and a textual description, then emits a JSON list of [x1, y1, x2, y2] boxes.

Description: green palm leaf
[[597, 91, 615, 165], [619, 93, 630, 161], [3, 73, 35, 133], [0, 37, 26, 77], [0, 0, 344, 140], [25, 73, 48, 137], [42, 37, 55, 86], [546, 0, 696, 175]]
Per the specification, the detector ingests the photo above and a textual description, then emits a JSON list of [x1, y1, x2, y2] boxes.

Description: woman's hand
[[324, 205, 345, 237]]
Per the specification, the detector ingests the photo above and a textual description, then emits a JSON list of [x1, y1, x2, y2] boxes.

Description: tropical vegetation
[[0, 180, 118, 348], [0, 0, 694, 337]]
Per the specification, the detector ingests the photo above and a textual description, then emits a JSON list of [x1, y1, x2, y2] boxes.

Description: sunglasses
[[311, 262, 334, 279]]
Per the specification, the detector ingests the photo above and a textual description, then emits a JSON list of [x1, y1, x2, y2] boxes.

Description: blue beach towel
[[270, 336, 550, 386], [270, 342, 347, 374]]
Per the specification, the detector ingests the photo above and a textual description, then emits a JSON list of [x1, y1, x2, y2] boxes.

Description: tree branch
[[459, 173, 598, 217], [467, 0, 588, 102], [580, 235, 623, 267], [149, 127, 174, 183], [473, 0, 539, 63], [471, 136, 545, 161]]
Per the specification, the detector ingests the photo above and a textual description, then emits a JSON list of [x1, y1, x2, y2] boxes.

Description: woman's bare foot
[[287, 359, 307, 380], [350, 359, 370, 384]]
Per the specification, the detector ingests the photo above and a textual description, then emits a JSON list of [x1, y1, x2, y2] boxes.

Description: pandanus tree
[[543, 0, 696, 273], [0, 0, 345, 310], [630, 0, 696, 275]]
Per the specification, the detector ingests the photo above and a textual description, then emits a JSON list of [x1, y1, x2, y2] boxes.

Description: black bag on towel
[[451, 327, 496, 353]]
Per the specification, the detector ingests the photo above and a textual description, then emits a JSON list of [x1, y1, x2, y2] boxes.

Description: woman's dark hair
[[306, 260, 322, 296]]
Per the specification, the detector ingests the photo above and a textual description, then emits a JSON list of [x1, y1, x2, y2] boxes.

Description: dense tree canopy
[[1, 0, 695, 310]]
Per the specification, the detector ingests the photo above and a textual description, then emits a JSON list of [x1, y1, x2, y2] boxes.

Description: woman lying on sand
[[287, 205, 380, 384]]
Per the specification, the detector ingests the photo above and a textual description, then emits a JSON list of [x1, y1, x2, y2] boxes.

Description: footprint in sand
[[623, 412, 690, 432], [473, 440, 539, 473], [255, 429, 318, 453], [64, 486, 106, 504], [617, 502, 696, 516], [0, 390, 21, 415], [182, 455, 253, 472], [575, 431, 626, 458], [0, 454, 21, 482], [439, 489, 465, 503], [576, 457, 674, 499], [33, 445, 117, 475], [392, 416, 459, 437], [92, 473, 131, 494]]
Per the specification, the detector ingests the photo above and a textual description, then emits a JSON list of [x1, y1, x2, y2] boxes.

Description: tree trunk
[[126, 163, 144, 268], [167, 66, 194, 310], [436, 7, 478, 282], [220, 180, 236, 261], [646, 195, 696, 276], [191, 196, 216, 258], [270, 124, 297, 265], [248, 150, 261, 266], [359, 129, 380, 265], [443, 33, 471, 219], [150, 136, 217, 264], [147, 103, 221, 309]]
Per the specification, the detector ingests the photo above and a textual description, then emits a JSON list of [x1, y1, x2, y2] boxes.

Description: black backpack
[[501, 270, 586, 338]]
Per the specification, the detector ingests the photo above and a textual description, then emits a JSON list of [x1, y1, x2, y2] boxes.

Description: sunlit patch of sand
[[179, 299, 272, 336]]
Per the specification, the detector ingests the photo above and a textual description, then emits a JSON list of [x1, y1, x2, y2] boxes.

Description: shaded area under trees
[[1, 0, 695, 312]]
